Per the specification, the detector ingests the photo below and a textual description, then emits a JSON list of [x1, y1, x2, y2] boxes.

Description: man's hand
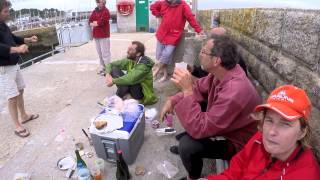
[[198, 30, 206, 36], [197, 31, 207, 40], [159, 99, 174, 123], [25, 35, 38, 43], [171, 68, 193, 96], [11, 44, 29, 54], [29, 35, 38, 43], [105, 74, 113, 87]]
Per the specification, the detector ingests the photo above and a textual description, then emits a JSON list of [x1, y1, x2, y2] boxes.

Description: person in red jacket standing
[[150, 0, 203, 82], [89, 0, 111, 76], [206, 85, 320, 180]]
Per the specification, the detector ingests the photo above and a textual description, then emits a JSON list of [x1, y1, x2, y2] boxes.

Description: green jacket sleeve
[[112, 64, 150, 86], [105, 59, 131, 74]]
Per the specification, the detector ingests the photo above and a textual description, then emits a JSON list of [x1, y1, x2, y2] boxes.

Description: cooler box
[[89, 105, 145, 165]]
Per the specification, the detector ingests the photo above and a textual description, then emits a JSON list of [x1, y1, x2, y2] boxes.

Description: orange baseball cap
[[255, 85, 311, 121]]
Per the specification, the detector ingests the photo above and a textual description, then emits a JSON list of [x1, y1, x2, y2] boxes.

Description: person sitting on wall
[[150, 0, 203, 82], [159, 36, 261, 180], [206, 85, 320, 180], [105, 41, 158, 105]]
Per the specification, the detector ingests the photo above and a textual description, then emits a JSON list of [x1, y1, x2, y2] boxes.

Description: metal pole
[[193, 0, 198, 17]]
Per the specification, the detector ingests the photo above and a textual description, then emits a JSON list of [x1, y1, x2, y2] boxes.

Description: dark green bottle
[[116, 150, 131, 180], [75, 150, 87, 169]]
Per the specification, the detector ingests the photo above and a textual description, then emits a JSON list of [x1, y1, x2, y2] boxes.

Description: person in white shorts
[[0, 0, 39, 137]]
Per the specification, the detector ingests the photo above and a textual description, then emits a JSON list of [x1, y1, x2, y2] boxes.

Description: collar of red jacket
[[165, 0, 182, 6], [95, 5, 107, 12]]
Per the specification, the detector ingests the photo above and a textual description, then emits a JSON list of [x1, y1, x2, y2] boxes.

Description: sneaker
[[169, 145, 179, 155], [97, 71, 106, 76]]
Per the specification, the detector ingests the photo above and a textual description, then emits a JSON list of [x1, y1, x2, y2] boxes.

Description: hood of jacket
[[136, 56, 154, 68]]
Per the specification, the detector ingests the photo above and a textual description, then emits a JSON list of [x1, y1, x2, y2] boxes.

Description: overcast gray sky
[[10, 0, 320, 11]]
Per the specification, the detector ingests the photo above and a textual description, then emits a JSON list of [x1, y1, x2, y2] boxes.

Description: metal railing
[[20, 46, 65, 68]]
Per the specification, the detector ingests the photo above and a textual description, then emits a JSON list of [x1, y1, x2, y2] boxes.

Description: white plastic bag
[[156, 161, 179, 179], [99, 95, 124, 111], [145, 108, 158, 123]]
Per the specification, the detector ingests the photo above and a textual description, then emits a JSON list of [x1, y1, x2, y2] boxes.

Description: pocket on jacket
[[170, 29, 182, 37]]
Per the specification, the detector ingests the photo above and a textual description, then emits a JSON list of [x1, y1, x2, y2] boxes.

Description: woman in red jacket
[[206, 85, 320, 180], [89, 0, 111, 75]]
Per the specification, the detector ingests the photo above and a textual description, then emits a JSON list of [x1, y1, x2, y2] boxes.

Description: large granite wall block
[[254, 9, 285, 47], [219, 9, 233, 27], [310, 108, 320, 161], [270, 52, 298, 82], [230, 9, 256, 35], [294, 66, 320, 109], [281, 10, 320, 69], [238, 46, 283, 93], [197, 10, 213, 31], [228, 28, 273, 65]]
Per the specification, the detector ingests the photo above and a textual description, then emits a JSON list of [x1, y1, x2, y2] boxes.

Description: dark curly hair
[[209, 35, 240, 70], [132, 41, 145, 56]]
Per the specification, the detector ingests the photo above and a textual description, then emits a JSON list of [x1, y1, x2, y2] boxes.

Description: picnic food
[[95, 120, 108, 129]]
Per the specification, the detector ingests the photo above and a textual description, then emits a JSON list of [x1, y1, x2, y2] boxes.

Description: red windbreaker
[[89, 6, 110, 38], [207, 132, 320, 180], [150, 0, 202, 45]]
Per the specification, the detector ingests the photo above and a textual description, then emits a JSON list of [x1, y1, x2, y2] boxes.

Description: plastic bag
[[122, 100, 142, 122], [122, 99, 140, 113], [156, 161, 179, 179], [100, 95, 124, 111], [145, 108, 158, 123]]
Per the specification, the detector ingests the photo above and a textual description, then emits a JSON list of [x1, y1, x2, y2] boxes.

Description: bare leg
[[158, 64, 168, 82], [152, 63, 161, 78], [17, 89, 28, 120], [8, 96, 25, 132]]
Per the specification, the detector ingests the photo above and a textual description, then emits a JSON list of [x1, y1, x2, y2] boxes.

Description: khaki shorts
[[0, 65, 26, 100]]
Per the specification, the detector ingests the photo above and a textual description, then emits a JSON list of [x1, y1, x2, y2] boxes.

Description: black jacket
[[0, 22, 24, 66]]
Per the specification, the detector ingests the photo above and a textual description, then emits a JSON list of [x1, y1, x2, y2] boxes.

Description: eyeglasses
[[200, 49, 215, 57]]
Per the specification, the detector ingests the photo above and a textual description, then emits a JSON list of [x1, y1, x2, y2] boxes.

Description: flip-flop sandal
[[14, 129, 30, 137], [21, 114, 39, 124]]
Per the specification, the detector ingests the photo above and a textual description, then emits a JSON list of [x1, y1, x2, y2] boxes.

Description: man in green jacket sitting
[[105, 41, 158, 105]]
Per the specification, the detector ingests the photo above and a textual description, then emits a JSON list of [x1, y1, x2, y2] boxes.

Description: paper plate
[[57, 156, 75, 170]]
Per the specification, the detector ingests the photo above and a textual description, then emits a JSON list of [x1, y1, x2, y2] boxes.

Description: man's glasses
[[200, 49, 215, 57]]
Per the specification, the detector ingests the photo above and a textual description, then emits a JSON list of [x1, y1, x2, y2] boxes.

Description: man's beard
[[127, 54, 137, 60]]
